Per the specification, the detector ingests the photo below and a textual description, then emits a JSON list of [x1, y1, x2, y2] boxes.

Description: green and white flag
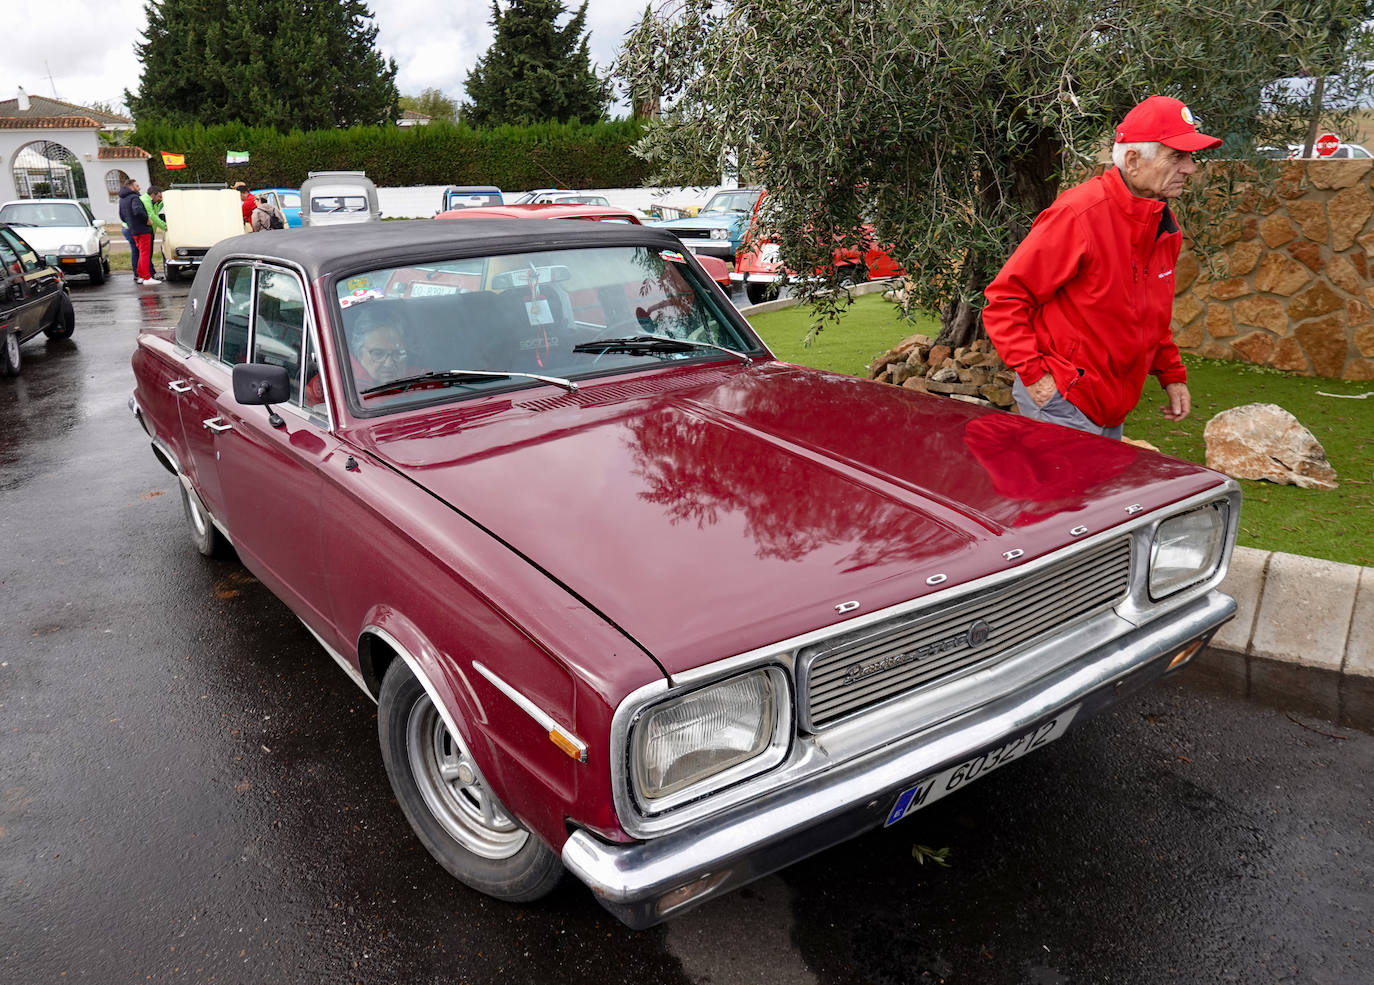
[[226, 150, 250, 166]]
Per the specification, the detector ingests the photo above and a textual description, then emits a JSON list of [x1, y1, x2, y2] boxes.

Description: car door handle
[[168, 380, 193, 393], [202, 417, 233, 434]]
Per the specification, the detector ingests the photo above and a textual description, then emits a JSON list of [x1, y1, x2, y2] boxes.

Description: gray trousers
[[1012, 378, 1123, 440]]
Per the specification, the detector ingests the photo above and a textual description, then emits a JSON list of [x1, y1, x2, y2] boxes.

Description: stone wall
[[1174, 159, 1374, 380]]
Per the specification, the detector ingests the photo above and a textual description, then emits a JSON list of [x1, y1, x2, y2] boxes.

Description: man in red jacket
[[983, 95, 1221, 438]]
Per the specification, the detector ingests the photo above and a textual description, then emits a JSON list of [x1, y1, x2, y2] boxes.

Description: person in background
[[118, 177, 159, 286], [235, 182, 257, 229], [116, 178, 143, 284], [251, 194, 285, 232], [140, 185, 166, 278], [982, 95, 1218, 438]]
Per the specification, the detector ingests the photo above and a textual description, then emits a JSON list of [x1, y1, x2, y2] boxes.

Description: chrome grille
[[800, 538, 1133, 729]]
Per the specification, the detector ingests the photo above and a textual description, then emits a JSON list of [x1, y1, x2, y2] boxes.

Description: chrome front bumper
[[562, 589, 1234, 928]]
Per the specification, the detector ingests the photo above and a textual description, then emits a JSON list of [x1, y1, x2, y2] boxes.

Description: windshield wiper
[[572, 334, 752, 364], [4, 220, 35, 226], [361, 368, 577, 397]]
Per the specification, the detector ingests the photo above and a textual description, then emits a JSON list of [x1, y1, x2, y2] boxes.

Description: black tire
[[1, 330, 20, 377], [839, 264, 869, 291], [102, 255, 111, 277], [164, 263, 180, 283], [88, 254, 106, 285], [378, 661, 564, 902], [179, 481, 229, 558], [745, 281, 772, 305], [44, 293, 75, 340]]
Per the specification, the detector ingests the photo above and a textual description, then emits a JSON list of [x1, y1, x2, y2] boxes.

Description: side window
[[221, 264, 254, 365], [251, 269, 307, 404], [0, 229, 43, 272], [0, 236, 18, 275]]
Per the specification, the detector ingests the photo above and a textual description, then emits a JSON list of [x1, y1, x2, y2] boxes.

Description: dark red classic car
[[129, 220, 1239, 927]]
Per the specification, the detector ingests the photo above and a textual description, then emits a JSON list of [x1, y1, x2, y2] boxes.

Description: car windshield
[[312, 195, 368, 213], [334, 244, 760, 411], [447, 193, 503, 209], [701, 190, 760, 214], [0, 202, 87, 226]]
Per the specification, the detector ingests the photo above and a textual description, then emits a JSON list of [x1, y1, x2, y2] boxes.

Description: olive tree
[[618, 0, 1374, 345]]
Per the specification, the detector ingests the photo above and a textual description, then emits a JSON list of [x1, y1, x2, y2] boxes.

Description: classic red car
[[129, 219, 1240, 928], [435, 202, 734, 291], [733, 226, 905, 305]]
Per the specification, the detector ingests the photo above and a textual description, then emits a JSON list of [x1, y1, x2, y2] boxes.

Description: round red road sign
[[1315, 133, 1341, 157]]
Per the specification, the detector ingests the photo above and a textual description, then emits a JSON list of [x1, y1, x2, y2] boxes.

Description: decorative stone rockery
[[867, 332, 1017, 410], [1203, 403, 1340, 490]]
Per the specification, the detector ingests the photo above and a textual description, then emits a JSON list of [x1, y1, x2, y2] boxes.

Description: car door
[[178, 262, 255, 525], [0, 227, 62, 342], [211, 263, 333, 633]]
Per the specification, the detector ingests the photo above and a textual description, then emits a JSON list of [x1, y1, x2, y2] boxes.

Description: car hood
[[10, 226, 98, 251], [355, 362, 1225, 677], [652, 213, 746, 232]]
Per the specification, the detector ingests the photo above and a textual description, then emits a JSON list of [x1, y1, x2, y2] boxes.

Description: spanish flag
[[161, 151, 187, 169]]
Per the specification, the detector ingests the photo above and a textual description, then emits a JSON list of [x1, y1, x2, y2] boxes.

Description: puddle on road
[[1187, 647, 1374, 734]]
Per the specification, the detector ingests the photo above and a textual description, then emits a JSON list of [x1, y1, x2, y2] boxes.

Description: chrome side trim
[[471, 661, 588, 763], [301, 621, 372, 698]]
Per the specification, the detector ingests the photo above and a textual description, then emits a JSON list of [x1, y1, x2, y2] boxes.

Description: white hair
[[1112, 141, 1160, 170]]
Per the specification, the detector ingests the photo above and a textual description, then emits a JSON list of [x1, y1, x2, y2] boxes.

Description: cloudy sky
[[8, 0, 644, 116]]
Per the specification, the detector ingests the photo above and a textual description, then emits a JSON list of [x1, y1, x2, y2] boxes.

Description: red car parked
[[129, 219, 1239, 927]]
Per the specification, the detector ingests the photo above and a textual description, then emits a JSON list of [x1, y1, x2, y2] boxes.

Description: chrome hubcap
[[405, 694, 528, 860], [4, 332, 17, 366]]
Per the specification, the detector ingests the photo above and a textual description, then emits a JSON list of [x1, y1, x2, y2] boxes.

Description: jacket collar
[[1105, 167, 1178, 238]]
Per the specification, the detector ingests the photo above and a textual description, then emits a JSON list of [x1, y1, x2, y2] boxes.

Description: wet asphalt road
[[1, 274, 1371, 985]]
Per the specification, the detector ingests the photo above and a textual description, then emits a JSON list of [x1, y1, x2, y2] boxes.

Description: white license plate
[[884, 705, 1080, 827]]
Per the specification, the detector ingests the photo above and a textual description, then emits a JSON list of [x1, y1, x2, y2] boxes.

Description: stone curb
[[1213, 546, 1372, 678]]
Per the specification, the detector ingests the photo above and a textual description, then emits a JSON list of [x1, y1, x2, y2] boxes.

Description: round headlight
[[1149, 503, 1226, 598], [709, 227, 730, 240]]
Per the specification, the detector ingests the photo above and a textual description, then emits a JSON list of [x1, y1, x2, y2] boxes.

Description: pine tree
[[463, 0, 610, 127], [127, 0, 399, 130]]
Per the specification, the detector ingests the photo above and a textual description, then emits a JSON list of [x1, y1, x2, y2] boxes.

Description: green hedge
[[131, 119, 659, 190]]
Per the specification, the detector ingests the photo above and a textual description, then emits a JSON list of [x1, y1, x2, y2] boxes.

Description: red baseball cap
[[1115, 96, 1222, 151]]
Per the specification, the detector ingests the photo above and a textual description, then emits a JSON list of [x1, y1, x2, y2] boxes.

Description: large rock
[[1204, 404, 1339, 490]]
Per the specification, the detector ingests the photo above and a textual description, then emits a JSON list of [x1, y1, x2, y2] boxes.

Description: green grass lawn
[[748, 296, 1374, 567]]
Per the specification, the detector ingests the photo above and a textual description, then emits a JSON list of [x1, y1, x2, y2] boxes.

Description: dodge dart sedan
[[129, 219, 1239, 927]]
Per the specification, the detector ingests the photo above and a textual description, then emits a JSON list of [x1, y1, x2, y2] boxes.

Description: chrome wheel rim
[[405, 694, 528, 859], [4, 332, 17, 367], [182, 483, 211, 539]]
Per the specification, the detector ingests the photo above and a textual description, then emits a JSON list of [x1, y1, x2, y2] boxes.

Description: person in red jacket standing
[[982, 95, 1221, 438], [234, 182, 257, 227]]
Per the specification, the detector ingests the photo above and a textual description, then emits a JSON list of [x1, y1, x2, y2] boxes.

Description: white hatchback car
[[0, 199, 111, 284]]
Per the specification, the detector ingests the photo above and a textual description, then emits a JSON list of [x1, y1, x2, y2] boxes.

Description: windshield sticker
[[345, 276, 371, 292], [525, 298, 554, 326], [339, 288, 383, 309], [660, 250, 686, 263]]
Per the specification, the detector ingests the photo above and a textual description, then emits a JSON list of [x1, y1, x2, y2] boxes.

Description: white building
[[0, 90, 151, 225]]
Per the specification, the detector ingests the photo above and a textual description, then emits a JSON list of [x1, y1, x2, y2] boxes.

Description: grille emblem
[[843, 618, 993, 685]]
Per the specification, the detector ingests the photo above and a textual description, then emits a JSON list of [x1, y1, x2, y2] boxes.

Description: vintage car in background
[[300, 171, 381, 227], [0, 222, 73, 376], [0, 198, 110, 284], [251, 187, 303, 228], [732, 225, 906, 305], [650, 187, 764, 264], [160, 185, 245, 282], [433, 202, 734, 291], [509, 188, 611, 206], [128, 219, 1240, 928], [438, 185, 505, 212]]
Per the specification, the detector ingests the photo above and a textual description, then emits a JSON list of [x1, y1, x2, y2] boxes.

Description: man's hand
[[1162, 382, 1191, 421], [1025, 374, 1057, 407]]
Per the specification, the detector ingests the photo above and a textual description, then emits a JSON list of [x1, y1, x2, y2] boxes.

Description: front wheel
[[88, 254, 106, 285], [838, 264, 868, 291], [745, 281, 773, 305], [1, 331, 20, 377], [44, 293, 75, 340], [164, 264, 180, 283], [378, 662, 563, 902]]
